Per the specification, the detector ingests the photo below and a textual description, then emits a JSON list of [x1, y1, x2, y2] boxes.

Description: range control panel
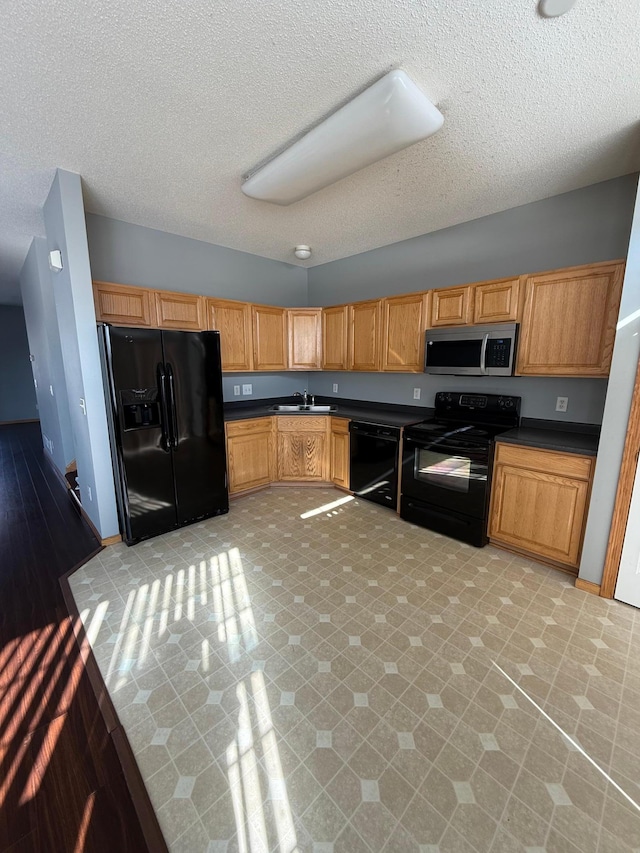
[[434, 392, 521, 426]]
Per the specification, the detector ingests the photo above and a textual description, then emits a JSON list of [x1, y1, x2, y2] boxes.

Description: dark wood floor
[[0, 423, 149, 852]]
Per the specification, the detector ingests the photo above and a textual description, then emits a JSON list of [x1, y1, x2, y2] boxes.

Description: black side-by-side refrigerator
[[99, 325, 229, 545]]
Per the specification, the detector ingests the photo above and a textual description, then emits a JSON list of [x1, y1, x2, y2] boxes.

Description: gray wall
[[222, 373, 311, 403], [580, 178, 640, 586], [44, 171, 119, 538], [0, 305, 38, 422], [20, 238, 75, 473], [310, 373, 608, 424], [86, 213, 308, 306], [307, 174, 637, 304]]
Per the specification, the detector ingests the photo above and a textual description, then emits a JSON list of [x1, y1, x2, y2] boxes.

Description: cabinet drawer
[[494, 443, 593, 481], [331, 417, 350, 434], [226, 417, 273, 438], [277, 416, 328, 432]]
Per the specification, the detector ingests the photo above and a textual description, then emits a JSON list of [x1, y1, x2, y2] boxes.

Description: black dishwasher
[[349, 422, 401, 509]]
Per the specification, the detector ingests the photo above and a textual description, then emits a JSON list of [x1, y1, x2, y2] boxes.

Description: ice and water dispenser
[[120, 389, 161, 430]]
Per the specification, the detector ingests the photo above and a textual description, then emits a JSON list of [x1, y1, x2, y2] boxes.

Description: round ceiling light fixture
[[294, 245, 312, 260], [538, 0, 578, 17]]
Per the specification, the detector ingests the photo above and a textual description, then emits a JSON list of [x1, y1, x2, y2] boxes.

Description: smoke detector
[[294, 245, 312, 260]]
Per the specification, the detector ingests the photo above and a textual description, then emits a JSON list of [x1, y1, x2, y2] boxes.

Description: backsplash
[[309, 373, 608, 424], [221, 372, 310, 402], [221, 370, 608, 424]]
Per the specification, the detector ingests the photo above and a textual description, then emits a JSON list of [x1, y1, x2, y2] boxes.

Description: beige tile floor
[[69, 487, 640, 853]]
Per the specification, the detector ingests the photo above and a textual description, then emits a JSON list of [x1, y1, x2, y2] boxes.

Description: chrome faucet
[[293, 389, 309, 406]]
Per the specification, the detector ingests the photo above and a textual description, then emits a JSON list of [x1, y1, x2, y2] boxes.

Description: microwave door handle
[[480, 333, 489, 375]]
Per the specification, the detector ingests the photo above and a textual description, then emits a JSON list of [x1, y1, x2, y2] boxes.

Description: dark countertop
[[224, 397, 432, 428], [497, 418, 600, 456]]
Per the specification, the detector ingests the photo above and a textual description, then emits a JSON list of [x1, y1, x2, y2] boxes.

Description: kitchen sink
[[270, 404, 337, 413]]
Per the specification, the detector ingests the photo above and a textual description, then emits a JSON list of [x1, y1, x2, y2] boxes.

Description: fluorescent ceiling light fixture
[[242, 69, 444, 205]]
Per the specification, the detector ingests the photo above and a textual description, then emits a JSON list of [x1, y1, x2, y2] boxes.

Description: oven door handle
[[403, 435, 488, 456], [480, 333, 490, 375]]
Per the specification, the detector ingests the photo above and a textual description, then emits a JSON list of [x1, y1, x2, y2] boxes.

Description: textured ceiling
[[1, 0, 640, 304]]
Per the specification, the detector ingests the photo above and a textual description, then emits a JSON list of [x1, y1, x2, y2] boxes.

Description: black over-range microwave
[[424, 322, 518, 376]]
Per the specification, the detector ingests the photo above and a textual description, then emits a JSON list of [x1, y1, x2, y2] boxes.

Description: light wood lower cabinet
[[225, 417, 274, 494], [330, 417, 350, 489], [276, 416, 328, 481], [488, 443, 594, 571]]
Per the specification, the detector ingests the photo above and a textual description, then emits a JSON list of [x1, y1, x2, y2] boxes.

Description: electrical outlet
[[49, 384, 54, 396], [332, 383, 339, 393], [556, 396, 568, 413], [87, 486, 92, 502], [79, 398, 86, 415], [233, 385, 241, 396], [242, 384, 252, 395], [413, 388, 421, 400]]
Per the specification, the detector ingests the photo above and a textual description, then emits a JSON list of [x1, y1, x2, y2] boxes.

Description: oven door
[[401, 433, 491, 519]]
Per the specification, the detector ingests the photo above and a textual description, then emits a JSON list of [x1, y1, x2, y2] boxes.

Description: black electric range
[[400, 392, 520, 547]]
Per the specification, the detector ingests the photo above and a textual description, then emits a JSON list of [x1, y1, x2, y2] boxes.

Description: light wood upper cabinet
[[154, 291, 205, 331], [489, 443, 594, 571], [225, 417, 274, 494], [349, 299, 382, 371], [322, 305, 349, 370], [382, 292, 429, 372], [276, 416, 329, 481], [93, 281, 156, 327], [516, 261, 624, 377], [252, 305, 287, 371], [208, 298, 253, 372], [473, 277, 521, 324], [330, 417, 350, 490], [430, 286, 473, 327], [287, 309, 322, 370]]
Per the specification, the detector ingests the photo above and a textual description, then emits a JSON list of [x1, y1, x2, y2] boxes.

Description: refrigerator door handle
[[166, 363, 179, 450], [157, 363, 172, 453]]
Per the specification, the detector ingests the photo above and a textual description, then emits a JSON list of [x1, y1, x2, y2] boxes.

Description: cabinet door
[[382, 293, 429, 372], [225, 418, 274, 494], [252, 305, 287, 371], [349, 300, 382, 371], [489, 444, 593, 569], [208, 299, 252, 371], [322, 305, 348, 370], [473, 278, 521, 324], [278, 433, 327, 481], [516, 262, 624, 376], [430, 286, 473, 327], [330, 418, 350, 489], [276, 416, 329, 481], [155, 291, 205, 331], [288, 308, 322, 370], [93, 281, 155, 326]]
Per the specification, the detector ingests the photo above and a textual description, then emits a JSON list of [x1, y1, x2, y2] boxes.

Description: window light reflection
[[300, 494, 354, 518], [76, 545, 299, 850]]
